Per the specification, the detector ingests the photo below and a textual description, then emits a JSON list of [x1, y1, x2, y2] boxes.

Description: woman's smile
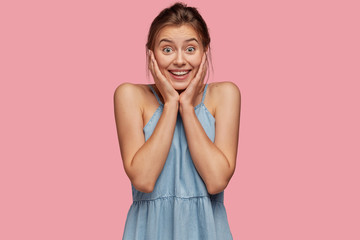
[[168, 69, 192, 80]]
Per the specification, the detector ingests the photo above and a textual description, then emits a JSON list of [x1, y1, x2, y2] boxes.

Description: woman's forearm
[[180, 105, 232, 195], [130, 101, 178, 193]]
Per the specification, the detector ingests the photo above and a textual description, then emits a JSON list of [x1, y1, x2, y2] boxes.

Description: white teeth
[[170, 71, 189, 76]]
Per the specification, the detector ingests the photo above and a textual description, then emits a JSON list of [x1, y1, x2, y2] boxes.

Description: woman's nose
[[173, 52, 186, 66]]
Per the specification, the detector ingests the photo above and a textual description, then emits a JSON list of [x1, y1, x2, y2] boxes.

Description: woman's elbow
[[207, 180, 228, 195], [126, 166, 156, 193], [132, 178, 155, 193]]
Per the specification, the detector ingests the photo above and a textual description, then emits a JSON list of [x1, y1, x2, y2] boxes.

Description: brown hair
[[145, 2, 213, 88]]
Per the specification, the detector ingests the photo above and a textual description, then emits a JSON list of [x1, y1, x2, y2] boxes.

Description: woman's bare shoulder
[[113, 83, 154, 117], [208, 81, 241, 104], [208, 81, 240, 94], [114, 82, 150, 104]]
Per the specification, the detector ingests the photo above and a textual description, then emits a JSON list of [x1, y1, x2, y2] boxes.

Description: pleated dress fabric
[[122, 83, 233, 240]]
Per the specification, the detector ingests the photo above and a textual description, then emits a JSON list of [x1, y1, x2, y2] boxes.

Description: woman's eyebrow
[[158, 38, 199, 45]]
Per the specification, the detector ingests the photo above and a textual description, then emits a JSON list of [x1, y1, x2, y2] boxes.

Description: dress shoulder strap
[[148, 84, 163, 105], [201, 83, 209, 104]]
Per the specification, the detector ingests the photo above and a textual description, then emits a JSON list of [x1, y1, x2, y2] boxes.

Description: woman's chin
[[170, 80, 191, 91]]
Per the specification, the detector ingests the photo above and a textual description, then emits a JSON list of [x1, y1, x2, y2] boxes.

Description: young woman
[[114, 2, 241, 239]]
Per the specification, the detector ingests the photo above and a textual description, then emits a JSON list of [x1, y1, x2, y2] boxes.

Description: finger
[[196, 55, 208, 93], [151, 53, 167, 83], [148, 51, 161, 84], [202, 58, 208, 79], [150, 51, 175, 97], [149, 54, 156, 80], [149, 59, 162, 87], [148, 54, 153, 72], [200, 54, 207, 76], [199, 54, 207, 75], [190, 58, 206, 89], [193, 53, 207, 83]]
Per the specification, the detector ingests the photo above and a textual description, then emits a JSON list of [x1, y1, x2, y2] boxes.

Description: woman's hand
[[179, 52, 208, 109], [148, 50, 179, 105]]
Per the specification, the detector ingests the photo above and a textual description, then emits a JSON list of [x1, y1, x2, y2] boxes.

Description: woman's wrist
[[163, 100, 179, 110], [179, 102, 195, 115]]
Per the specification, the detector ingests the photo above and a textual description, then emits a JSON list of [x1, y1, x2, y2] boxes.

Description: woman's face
[[153, 24, 205, 91]]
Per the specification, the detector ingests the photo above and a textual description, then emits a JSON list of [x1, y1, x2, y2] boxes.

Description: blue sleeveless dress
[[122, 83, 233, 240]]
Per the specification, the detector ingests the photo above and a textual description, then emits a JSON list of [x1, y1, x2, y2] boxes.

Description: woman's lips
[[168, 70, 191, 80]]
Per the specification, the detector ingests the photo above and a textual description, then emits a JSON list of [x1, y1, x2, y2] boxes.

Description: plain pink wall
[[1, 0, 359, 239]]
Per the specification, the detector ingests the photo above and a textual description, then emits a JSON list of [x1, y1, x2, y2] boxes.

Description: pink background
[[1, 0, 359, 239]]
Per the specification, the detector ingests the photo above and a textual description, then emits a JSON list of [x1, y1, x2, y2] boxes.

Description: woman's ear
[[204, 46, 209, 54], [205, 49, 209, 62]]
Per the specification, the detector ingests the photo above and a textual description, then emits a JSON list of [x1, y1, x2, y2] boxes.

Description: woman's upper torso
[[122, 82, 233, 240]]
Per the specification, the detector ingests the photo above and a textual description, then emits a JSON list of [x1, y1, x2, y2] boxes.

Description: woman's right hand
[[148, 50, 179, 105]]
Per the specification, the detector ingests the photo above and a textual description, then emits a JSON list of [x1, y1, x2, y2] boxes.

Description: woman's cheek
[[156, 62, 167, 76], [190, 55, 203, 68]]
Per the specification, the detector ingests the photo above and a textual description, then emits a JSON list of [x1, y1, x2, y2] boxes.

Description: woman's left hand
[[179, 52, 208, 110]]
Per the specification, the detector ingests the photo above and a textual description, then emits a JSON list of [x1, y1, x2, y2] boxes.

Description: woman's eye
[[186, 47, 195, 52], [162, 47, 172, 53]]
